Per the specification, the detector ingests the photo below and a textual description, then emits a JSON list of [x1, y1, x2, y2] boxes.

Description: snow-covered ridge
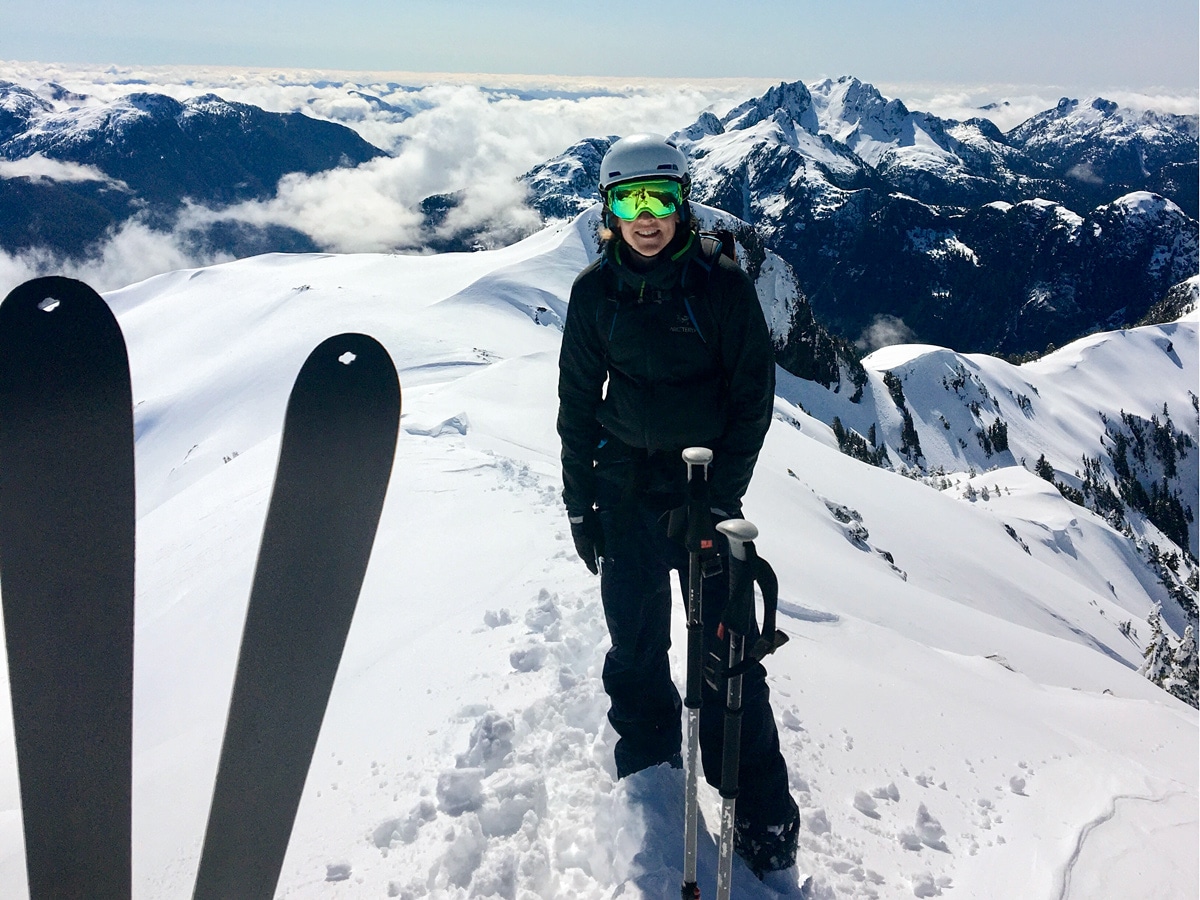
[[2, 215, 1192, 899], [804, 313, 1197, 554]]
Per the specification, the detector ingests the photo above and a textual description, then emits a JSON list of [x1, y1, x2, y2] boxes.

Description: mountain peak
[[721, 80, 819, 134], [673, 110, 724, 143], [122, 92, 186, 117], [813, 75, 905, 115], [806, 76, 926, 166], [0, 80, 52, 117], [1107, 190, 1183, 217], [1049, 96, 1120, 120]]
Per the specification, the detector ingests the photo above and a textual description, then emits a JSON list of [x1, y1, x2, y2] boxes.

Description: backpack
[[698, 229, 738, 268]]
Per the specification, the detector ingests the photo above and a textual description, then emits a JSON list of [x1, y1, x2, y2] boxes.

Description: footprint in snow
[[524, 588, 562, 637], [853, 791, 881, 819], [509, 644, 549, 672], [872, 782, 900, 802], [898, 804, 948, 853], [456, 711, 515, 774]]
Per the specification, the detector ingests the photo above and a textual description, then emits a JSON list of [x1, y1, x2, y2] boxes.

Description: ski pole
[[713, 519, 759, 900], [681, 446, 714, 900]]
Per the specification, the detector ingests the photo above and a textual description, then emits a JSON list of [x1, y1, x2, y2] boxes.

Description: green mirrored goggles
[[605, 178, 685, 220]]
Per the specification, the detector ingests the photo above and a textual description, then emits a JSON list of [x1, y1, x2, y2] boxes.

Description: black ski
[[0, 276, 136, 900], [192, 333, 400, 900]]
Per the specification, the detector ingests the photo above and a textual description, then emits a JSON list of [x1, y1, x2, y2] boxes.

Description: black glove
[[568, 509, 604, 575]]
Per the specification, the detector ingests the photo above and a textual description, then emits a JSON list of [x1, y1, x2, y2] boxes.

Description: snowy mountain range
[[2, 76, 1196, 358], [524, 78, 1198, 356], [0, 81, 382, 257], [1, 206, 1193, 898]]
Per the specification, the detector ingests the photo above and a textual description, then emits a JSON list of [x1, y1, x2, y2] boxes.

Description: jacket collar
[[605, 230, 697, 302]]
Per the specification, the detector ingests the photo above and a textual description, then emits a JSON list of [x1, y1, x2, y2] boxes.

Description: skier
[[556, 133, 800, 877]]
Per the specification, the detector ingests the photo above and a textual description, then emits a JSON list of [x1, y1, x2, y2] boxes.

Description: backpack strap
[[678, 229, 736, 350]]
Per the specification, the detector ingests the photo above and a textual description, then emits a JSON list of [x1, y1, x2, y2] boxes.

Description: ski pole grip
[[683, 448, 715, 555], [717, 519, 757, 636], [717, 519, 758, 561], [682, 446, 713, 481]]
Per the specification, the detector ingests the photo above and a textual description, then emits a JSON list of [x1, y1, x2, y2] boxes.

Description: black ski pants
[[597, 500, 795, 827]]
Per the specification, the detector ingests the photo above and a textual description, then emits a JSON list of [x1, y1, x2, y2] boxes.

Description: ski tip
[[311, 331, 391, 363], [305, 333, 399, 395], [3, 275, 96, 306]]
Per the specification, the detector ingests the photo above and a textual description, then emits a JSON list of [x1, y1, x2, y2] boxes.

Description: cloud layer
[[0, 153, 123, 185], [2, 62, 1196, 294], [2, 63, 768, 292]]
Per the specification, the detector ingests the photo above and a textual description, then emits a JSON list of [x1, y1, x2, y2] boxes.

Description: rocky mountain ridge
[[522, 77, 1198, 356]]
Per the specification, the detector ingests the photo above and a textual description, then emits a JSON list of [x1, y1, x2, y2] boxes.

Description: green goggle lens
[[606, 179, 684, 220]]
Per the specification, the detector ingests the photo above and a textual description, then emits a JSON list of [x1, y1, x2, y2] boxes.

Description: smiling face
[[616, 210, 679, 259]]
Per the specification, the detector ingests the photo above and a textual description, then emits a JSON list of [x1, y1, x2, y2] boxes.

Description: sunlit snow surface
[[0, 213, 1195, 899]]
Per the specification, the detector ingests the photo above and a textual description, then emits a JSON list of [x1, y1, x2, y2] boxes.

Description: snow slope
[[0, 213, 1195, 899], [783, 312, 1199, 568]]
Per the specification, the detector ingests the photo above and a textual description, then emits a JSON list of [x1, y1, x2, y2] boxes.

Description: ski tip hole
[[338, 351, 357, 366], [37, 298, 61, 313]]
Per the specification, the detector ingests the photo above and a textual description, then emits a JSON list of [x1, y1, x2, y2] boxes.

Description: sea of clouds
[[1, 61, 1196, 294]]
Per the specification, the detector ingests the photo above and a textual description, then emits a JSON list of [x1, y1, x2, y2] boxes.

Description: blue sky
[[3, 0, 1197, 91]]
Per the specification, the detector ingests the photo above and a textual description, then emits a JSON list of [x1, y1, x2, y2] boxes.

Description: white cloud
[[857, 314, 918, 352], [1, 63, 761, 265], [1, 66, 755, 287], [0, 153, 125, 186], [1066, 163, 1104, 186], [882, 81, 1199, 132], [1, 219, 231, 297], [1100, 91, 1200, 117]]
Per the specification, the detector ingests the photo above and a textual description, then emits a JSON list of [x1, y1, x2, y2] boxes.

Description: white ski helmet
[[598, 133, 691, 192]]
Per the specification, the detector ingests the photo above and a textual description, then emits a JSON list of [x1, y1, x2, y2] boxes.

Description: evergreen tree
[[1140, 606, 1173, 687], [899, 407, 923, 462], [987, 418, 1009, 453], [1034, 454, 1055, 482], [1166, 625, 1198, 708]]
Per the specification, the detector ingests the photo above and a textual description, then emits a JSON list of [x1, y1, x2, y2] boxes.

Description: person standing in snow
[[556, 133, 800, 877]]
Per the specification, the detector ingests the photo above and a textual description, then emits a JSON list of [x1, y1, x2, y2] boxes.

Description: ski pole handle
[[683, 446, 713, 480], [717, 519, 758, 561], [682, 448, 716, 557], [718, 519, 790, 674]]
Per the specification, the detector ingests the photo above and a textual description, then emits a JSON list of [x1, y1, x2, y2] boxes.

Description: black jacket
[[557, 229, 775, 516]]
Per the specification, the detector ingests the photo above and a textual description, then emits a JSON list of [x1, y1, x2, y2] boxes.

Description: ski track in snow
[[1057, 791, 1199, 900]]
